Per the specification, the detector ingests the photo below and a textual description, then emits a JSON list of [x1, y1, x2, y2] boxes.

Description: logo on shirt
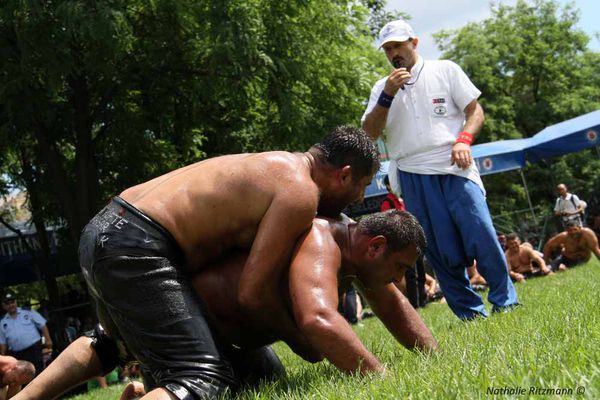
[[432, 98, 446, 104], [24, 315, 29, 320], [433, 105, 447, 116]]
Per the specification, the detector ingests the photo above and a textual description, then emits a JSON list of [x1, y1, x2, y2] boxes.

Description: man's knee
[[140, 363, 234, 400], [227, 346, 286, 388], [156, 371, 234, 400]]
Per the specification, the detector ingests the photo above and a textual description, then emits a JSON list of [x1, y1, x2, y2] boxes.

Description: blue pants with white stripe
[[398, 171, 518, 319]]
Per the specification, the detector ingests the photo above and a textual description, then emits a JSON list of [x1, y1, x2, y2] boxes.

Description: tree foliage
[[433, 0, 600, 219], [0, 1, 389, 301]]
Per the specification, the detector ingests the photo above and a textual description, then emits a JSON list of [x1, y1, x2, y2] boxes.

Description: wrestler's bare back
[[191, 218, 350, 348], [120, 152, 318, 271]]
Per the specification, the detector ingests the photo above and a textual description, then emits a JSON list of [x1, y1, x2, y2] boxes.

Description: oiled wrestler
[[14, 127, 379, 400]]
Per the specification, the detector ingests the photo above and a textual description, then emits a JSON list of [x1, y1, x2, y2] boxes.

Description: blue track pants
[[397, 171, 518, 319]]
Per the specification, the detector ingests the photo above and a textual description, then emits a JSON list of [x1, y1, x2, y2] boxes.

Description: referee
[[0, 293, 52, 376]]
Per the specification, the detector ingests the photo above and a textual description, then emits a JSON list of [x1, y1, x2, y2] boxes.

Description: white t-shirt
[[554, 193, 583, 222], [362, 56, 484, 194]]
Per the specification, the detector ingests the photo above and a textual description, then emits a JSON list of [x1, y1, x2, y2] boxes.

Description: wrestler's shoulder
[[582, 227, 595, 234], [248, 150, 306, 168]]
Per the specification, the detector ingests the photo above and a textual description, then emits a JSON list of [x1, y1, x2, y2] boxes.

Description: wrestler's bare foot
[[558, 264, 567, 272], [120, 381, 146, 400]]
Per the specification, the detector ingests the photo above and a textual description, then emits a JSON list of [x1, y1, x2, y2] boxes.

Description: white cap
[[378, 20, 415, 48]]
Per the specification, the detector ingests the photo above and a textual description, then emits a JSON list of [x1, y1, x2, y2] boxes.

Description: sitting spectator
[[554, 183, 585, 227], [467, 261, 487, 291], [0, 355, 35, 400], [505, 233, 552, 282], [543, 221, 600, 271], [424, 274, 444, 302], [497, 233, 507, 251]]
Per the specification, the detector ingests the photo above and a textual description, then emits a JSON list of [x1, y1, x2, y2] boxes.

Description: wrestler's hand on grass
[[451, 142, 472, 170]]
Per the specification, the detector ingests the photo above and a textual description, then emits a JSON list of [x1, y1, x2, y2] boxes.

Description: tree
[[0, 0, 385, 311], [433, 0, 600, 220]]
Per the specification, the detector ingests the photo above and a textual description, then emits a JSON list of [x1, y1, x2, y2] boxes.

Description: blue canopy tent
[[472, 138, 531, 176], [471, 138, 537, 223], [527, 109, 600, 162]]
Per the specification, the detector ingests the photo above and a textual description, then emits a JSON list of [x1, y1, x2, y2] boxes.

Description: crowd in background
[[340, 180, 600, 324]]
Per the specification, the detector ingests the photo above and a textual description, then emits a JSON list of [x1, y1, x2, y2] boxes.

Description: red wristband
[[455, 131, 474, 146]]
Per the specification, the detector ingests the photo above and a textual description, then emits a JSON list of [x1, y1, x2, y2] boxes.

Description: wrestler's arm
[[6, 384, 22, 399], [504, 253, 523, 281], [289, 227, 383, 375], [11, 337, 102, 400], [585, 230, 600, 259], [355, 281, 438, 352], [526, 247, 550, 273], [424, 274, 437, 297], [237, 189, 318, 361], [543, 234, 564, 262]]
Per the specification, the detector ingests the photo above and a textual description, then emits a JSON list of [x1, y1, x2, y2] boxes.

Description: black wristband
[[377, 91, 394, 108]]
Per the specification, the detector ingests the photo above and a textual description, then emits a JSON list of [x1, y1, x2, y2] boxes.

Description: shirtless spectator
[[0, 356, 35, 400], [543, 221, 600, 272], [14, 127, 379, 400], [504, 233, 551, 282], [467, 261, 487, 289], [497, 233, 507, 251]]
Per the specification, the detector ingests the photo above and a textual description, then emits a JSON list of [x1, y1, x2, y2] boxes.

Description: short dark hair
[[312, 126, 380, 180], [15, 360, 35, 384], [506, 232, 519, 241], [357, 210, 426, 257], [565, 220, 581, 228]]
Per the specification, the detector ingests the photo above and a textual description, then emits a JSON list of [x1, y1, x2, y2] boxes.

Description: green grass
[[71, 259, 600, 400]]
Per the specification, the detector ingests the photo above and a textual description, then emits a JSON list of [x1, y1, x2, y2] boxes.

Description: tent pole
[[520, 169, 537, 225]]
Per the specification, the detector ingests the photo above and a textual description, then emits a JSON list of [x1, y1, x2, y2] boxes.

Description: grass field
[[70, 259, 600, 400]]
